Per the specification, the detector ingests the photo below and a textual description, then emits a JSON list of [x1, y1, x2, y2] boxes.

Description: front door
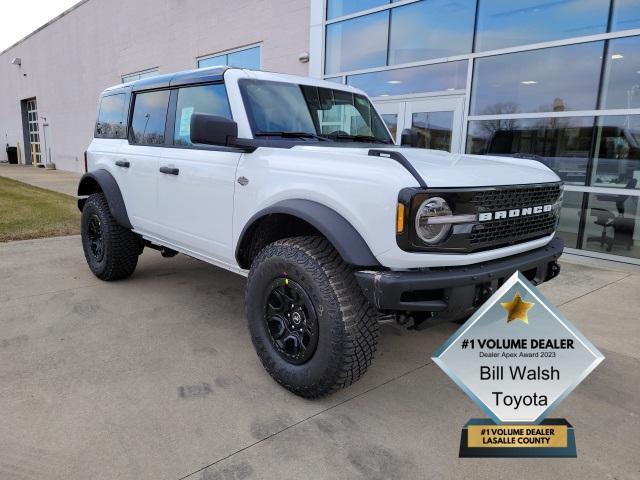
[[155, 83, 241, 266], [376, 96, 465, 153]]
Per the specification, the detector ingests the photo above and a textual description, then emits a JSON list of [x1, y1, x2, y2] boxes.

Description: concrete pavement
[[0, 164, 81, 196], [0, 236, 638, 480]]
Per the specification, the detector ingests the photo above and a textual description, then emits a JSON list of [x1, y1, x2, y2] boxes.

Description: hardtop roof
[[101, 66, 363, 97], [102, 66, 228, 95]]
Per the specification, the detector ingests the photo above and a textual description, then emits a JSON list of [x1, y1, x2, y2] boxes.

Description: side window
[[130, 90, 170, 145], [95, 94, 127, 139], [174, 83, 232, 146]]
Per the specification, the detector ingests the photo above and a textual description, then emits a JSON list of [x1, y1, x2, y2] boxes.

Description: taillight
[[83, 151, 88, 173]]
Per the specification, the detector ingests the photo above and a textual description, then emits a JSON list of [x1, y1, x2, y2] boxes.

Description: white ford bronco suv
[[79, 67, 563, 398]]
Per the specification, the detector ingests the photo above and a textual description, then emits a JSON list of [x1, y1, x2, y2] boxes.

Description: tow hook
[[396, 312, 435, 330], [476, 285, 494, 305], [546, 261, 561, 281]]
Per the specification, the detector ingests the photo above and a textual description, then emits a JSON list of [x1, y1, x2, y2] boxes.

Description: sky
[[0, 0, 81, 52]]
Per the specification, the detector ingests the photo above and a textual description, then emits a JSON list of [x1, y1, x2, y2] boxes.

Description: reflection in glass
[[227, 47, 261, 70], [388, 0, 475, 64], [347, 61, 467, 97], [611, 0, 640, 31], [470, 42, 603, 115], [381, 114, 398, 140], [96, 94, 127, 139], [198, 46, 261, 70], [327, 0, 389, 20], [475, 0, 609, 52], [327, 0, 389, 19], [600, 36, 640, 110], [240, 80, 392, 143], [325, 11, 389, 74], [130, 90, 170, 145], [592, 115, 640, 189], [198, 54, 225, 68], [582, 192, 640, 259], [412, 111, 453, 151], [466, 116, 595, 185], [557, 191, 582, 249], [174, 84, 232, 146]]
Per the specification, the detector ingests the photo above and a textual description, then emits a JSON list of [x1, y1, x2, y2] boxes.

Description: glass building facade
[[319, 0, 640, 264]]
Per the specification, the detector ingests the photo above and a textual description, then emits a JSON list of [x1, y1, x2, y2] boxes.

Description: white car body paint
[[87, 68, 561, 274]]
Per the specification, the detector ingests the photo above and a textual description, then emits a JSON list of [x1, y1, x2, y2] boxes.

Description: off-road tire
[[246, 236, 379, 398], [81, 193, 140, 281]]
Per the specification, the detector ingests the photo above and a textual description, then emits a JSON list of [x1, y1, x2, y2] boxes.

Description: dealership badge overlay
[[432, 272, 604, 457]]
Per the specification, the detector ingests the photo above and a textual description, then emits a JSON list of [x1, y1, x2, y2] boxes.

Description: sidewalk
[[0, 164, 81, 197]]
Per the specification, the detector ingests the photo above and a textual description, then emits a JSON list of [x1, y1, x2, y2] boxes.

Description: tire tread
[[82, 193, 139, 281], [247, 236, 379, 398]]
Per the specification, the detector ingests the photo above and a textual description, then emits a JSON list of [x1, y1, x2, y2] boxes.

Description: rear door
[[155, 82, 241, 266], [118, 89, 171, 234]]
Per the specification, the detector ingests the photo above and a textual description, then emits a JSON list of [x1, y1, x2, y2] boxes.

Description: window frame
[[127, 81, 242, 153]]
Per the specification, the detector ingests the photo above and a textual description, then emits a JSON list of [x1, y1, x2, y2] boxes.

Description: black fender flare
[[77, 169, 132, 229], [236, 199, 380, 268]]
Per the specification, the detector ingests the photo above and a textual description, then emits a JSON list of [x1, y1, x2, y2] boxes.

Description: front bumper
[[355, 237, 563, 321]]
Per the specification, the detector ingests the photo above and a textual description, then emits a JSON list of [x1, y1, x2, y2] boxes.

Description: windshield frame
[[238, 78, 394, 145]]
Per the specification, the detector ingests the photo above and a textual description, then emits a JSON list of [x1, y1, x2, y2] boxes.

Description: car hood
[[292, 146, 560, 188], [385, 148, 561, 187]]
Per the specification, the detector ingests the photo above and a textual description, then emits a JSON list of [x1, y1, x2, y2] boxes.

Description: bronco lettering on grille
[[478, 204, 553, 222]]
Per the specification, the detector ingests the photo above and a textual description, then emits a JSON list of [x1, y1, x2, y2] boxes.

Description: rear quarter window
[[95, 93, 128, 139]]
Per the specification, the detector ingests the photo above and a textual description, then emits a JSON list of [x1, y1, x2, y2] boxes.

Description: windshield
[[240, 79, 393, 144]]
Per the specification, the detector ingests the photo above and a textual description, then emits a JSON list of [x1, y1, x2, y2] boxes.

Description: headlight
[[415, 197, 453, 244]]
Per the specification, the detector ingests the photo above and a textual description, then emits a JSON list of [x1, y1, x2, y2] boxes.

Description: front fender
[[77, 170, 132, 229], [236, 199, 380, 268]]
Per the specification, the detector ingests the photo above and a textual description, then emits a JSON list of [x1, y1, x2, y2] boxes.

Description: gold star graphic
[[500, 292, 535, 324]]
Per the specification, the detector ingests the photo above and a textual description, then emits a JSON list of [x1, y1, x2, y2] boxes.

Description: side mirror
[[190, 113, 238, 146], [401, 128, 419, 147]]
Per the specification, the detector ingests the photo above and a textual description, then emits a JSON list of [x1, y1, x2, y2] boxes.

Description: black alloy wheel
[[80, 193, 141, 281], [263, 278, 319, 364], [86, 214, 105, 262], [246, 236, 379, 398]]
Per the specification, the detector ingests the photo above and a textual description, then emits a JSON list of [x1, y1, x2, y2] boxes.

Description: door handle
[[160, 166, 180, 176], [115, 160, 130, 168]]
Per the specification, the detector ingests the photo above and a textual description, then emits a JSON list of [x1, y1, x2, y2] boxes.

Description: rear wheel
[[246, 236, 379, 398], [81, 193, 140, 281]]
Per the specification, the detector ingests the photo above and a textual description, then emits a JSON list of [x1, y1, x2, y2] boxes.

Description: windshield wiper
[[254, 131, 331, 141], [328, 133, 392, 144]]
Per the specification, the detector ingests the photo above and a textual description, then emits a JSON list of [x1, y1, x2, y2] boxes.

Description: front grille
[[468, 183, 562, 249], [470, 213, 558, 246], [471, 184, 561, 211], [398, 182, 563, 253]]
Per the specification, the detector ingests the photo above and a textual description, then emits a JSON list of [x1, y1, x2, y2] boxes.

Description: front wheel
[[246, 236, 379, 398], [81, 193, 141, 281]]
